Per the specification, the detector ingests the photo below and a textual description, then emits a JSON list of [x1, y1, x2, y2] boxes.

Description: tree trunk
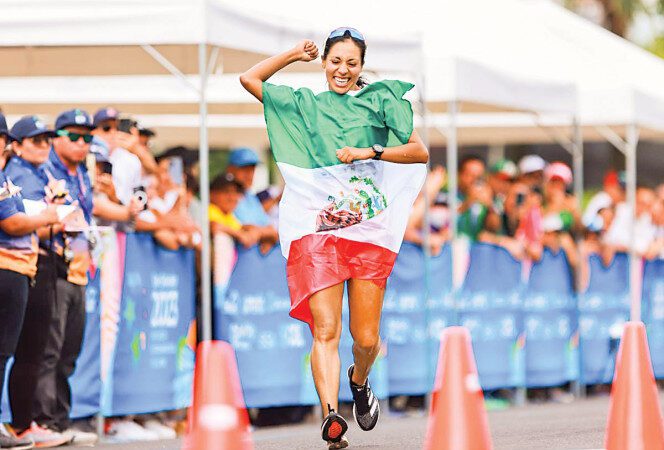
[[596, 0, 629, 36]]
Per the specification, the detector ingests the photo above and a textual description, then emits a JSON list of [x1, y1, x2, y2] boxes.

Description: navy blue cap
[[55, 109, 94, 130], [93, 107, 120, 127], [0, 113, 11, 141], [228, 147, 259, 167], [10, 115, 56, 141]]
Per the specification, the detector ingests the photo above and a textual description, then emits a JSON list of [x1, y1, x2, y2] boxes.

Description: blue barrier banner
[[383, 243, 429, 395], [457, 243, 525, 390], [523, 249, 578, 387], [426, 244, 455, 387], [578, 253, 630, 384], [643, 259, 664, 378], [106, 233, 195, 416], [69, 270, 102, 419], [215, 245, 312, 408], [382, 243, 453, 395]]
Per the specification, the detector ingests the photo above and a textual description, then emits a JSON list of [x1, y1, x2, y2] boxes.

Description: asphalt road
[[90, 392, 663, 450]]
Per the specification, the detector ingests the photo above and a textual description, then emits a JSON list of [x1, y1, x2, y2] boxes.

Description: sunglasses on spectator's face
[[26, 135, 52, 147], [57, 129, 94, 144], [328, 27, 365, 42], [100, 122, 117, 132]]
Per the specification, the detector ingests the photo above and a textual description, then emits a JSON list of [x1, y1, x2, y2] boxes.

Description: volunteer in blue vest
[[0, 114, 68, 449], [30, 109, 139, 446]]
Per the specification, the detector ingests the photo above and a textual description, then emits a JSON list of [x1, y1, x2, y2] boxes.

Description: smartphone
[[99, 161, 113, 175], [168, 157, 184, 186], [118, 118, 135, 134], [516, 192, 526, 206]]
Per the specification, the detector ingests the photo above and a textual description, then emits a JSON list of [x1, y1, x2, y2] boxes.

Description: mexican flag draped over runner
[[262, 79, 427, 327]]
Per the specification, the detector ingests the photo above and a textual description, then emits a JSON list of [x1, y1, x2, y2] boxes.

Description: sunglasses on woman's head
[[328, 27, 365, 42], [56, 129, 94, 144]]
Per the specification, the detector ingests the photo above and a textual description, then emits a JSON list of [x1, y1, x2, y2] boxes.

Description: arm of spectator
[[565, 195, 583, 233], [137, 210, 197, 234], [0, 205, 59, 236], [92, 195, 139, 222], [478, 231, 525, 260], [247, 225, 279, 254], [211, 222, 260, 248], [525, 241, 543, 262], [407, 166, 447, 230], [115, 129, 159, 175], [644, 237, 664, 260], [153, 229, 181, 251], [94, 173, 122, 204], [403, 226, 447, 256], [559, 232, 579, 269], [482, 209, 501, 233]]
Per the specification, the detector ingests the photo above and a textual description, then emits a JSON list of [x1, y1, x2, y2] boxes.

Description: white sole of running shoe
[[327, 436, 349, 449]]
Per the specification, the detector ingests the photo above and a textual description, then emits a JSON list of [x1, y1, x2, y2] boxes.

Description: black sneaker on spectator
[[0, 424, 34, 449], [347, 364, 380, 431]]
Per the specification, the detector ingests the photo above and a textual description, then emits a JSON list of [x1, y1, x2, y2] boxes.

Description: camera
[[118, 118, 137, 134], [133, 186, 149, 211]]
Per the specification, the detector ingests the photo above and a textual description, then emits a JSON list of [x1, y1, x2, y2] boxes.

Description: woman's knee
[[312, 320, 341, 344], [352, 330, 380, 352]]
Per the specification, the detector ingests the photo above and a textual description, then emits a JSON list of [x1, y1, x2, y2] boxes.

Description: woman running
[[240, 28, 428, 448]]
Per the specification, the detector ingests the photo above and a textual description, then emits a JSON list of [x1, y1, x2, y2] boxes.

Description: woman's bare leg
[[347, 279, 385, 385], [309, 282, 345, 417]]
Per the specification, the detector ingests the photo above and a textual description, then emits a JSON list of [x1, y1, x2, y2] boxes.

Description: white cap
[[582, 191, 613, 228], [518, 155, 546, 175]]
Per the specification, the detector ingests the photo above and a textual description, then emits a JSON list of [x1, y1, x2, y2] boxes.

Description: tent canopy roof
[[0, 0, 421, 73]]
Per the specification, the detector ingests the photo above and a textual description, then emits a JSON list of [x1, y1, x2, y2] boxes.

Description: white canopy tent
[[0, 0, 426, 341], [0, 0, 579, 258]]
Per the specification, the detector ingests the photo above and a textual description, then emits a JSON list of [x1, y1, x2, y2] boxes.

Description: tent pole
[[447, 101, 458, 242], [626, 123, 640, 323], [571, 117, 584, 399], [199, 43, 212, 342], [572, 119, 583, 205], [447, 100, 458, 311], [416, 60, 433, 412]]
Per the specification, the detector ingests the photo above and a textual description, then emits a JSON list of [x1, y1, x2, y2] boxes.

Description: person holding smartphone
[[91, 109, 145, 206]]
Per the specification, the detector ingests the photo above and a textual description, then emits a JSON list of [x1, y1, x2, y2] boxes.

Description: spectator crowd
[[0, 108, 201, 449], [407, 154, 664, 289], [1, 106, 663, 448]]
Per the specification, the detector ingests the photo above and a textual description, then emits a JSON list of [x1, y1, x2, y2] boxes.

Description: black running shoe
[[348, 364, 380, 431], [321, 406, 348, 445]]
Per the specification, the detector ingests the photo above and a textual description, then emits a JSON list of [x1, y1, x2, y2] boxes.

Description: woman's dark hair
[[322, 30, 369, 88]]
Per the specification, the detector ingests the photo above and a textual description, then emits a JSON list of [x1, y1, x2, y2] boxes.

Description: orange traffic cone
[[183, 341, 253, 450], [605, 321, 664, 450], [424, 326, 492, 450]]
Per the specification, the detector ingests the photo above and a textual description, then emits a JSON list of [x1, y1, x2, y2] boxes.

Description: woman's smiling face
[[322, 39, 363, 94]]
